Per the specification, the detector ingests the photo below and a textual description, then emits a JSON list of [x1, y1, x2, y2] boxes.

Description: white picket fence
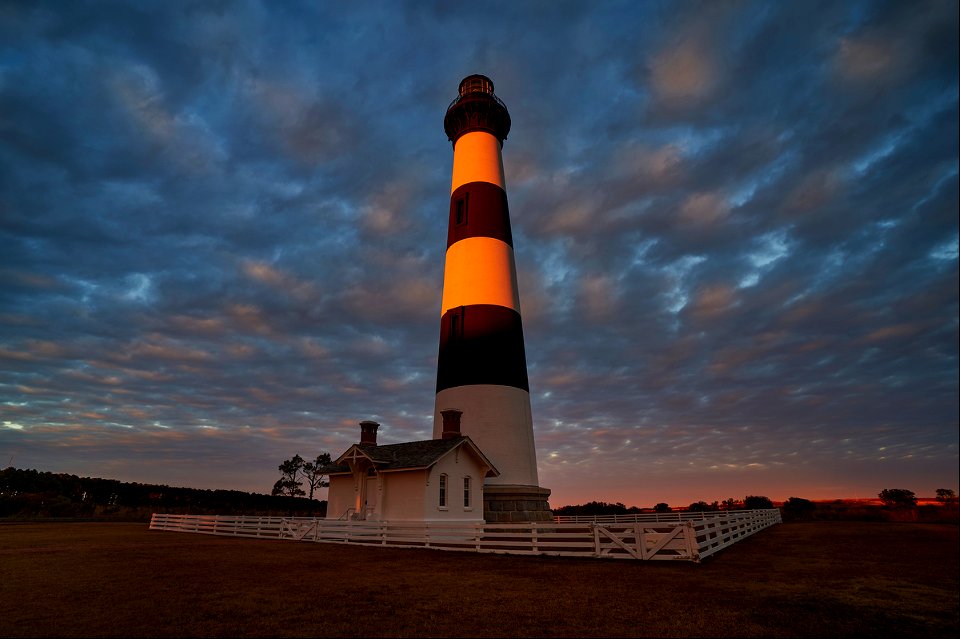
[[149, 509, 780, 562], [553, 509, 765, 523]]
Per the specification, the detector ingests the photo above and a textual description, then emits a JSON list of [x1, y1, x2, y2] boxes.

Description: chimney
[[440, 409, 463, 439], [359, 420, 379, 445]]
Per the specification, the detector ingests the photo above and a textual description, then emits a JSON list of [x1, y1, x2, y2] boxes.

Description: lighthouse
[[434, 74, 552, 522]]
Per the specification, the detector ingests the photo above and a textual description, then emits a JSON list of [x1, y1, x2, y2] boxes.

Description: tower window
[[438, 473, 447, 508], [454, 194, 468, 226], [463, 476, 471, 509], [449, 308, 463, 342]]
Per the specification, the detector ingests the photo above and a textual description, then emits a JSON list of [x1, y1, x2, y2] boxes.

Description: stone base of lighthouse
[[483, 484, 553, 523]]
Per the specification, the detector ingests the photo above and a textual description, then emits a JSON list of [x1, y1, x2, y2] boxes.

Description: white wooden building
[[323, 420, 499, 523]]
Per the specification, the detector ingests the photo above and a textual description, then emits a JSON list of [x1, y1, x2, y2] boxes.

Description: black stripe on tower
[[447, 181, 514, 249], [436, 304, 529, 393]]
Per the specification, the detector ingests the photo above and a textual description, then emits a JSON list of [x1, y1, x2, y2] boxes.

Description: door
[[364, 476, 378, 519]]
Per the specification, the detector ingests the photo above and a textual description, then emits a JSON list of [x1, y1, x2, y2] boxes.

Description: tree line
[[0, 467, 325, 520], [554, 488, 958, 523], [552, 495, 776, 517]]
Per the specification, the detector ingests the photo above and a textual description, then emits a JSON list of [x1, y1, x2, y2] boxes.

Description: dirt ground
[[1, 520, 957, 637]]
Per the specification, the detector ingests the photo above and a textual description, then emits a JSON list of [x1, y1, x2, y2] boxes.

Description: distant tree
[[743, 495, 774, 509], [878, 488, 916, 508], [721, 497, 740, 510], [272, 455, 305, 497], [687, 500, 713, 512], [301, 453, 332, 502], [783, 497, 816, 520], [784, 496, 815, 511], [935, 488, 957, 504], [653, 502, 671, 513]]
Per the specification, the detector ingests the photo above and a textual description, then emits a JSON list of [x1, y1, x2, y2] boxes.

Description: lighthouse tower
[[434, 74, 551, 522]]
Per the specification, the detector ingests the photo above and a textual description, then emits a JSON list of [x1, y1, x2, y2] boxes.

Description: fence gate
[[281, 519, 318, 541], [592, 522, 697, 560]]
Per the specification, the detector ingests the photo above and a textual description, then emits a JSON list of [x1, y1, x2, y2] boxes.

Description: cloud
[[241, 260, 319, 302], [834, 35, 900, 83], [650, 40, 718, 103], [689, 284, 739, 319], [678, 192, 731, 226], [577, 273, 620, 321], [0, 0, 955, 506]]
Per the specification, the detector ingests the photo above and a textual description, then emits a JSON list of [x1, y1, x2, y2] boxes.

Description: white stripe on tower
[[434, 74, 539, 488]]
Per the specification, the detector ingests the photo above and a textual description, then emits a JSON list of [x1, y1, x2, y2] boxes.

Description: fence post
[[684, 521, 699, 561]]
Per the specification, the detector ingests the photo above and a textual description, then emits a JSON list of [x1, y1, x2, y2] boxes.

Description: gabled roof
[[322, 436, 499, 477]]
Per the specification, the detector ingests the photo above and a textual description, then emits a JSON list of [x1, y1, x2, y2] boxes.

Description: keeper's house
[[323, 412, 498, 523]]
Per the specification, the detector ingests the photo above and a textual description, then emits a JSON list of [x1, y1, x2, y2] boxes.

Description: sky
[[1, 0, 957, 508]]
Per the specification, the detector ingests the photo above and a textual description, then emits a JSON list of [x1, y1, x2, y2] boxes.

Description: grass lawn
[[0, 520, 957, 637]]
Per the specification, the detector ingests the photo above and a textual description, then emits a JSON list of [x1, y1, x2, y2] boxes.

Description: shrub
[[743, 495, 774, 509], [782, 497, 816, 521]]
